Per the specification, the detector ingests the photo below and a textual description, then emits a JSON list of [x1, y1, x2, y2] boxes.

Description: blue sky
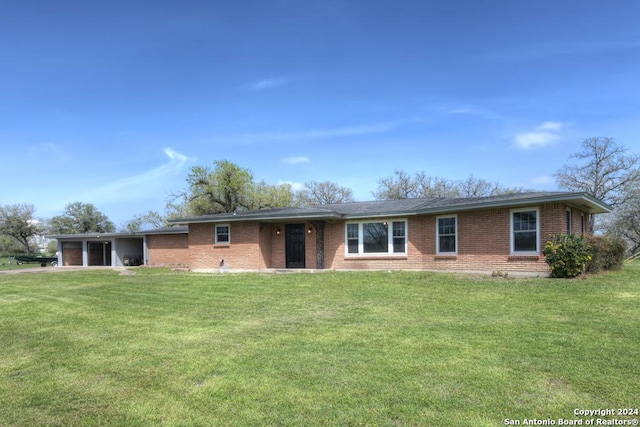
[[2, 0, 639, 227]]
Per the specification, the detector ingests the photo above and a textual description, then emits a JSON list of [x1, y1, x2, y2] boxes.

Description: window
[[215, 224, 230, 244], [511, 209, 539, 253], [393, 222, 406, 253], [347, 223, 359, 254], [581, 213, 586, 234], [566, 209, 572, 234], [437, 216, 457, 254], [345, 220, 407, 255]]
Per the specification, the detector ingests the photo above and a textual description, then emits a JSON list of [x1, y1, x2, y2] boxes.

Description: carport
[[51, 232, 144, 267]]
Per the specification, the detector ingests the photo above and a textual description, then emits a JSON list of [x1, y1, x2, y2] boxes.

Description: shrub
[[543, 234, 592, 278], [584, 235, 627, 273]]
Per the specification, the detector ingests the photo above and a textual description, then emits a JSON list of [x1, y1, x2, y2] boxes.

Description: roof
[[49, 226, 188, 240], [169, 191, 611, 225]]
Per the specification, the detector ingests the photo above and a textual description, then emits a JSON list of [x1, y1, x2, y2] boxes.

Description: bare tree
[[296, 181, 355, 206], [374, 170, 526, 200], [125, 211, 167, 232], [607, 194, 640, 254], [414, 172, 459, 198], [373, 170, 420, 199], [555, 137, 640, 232]]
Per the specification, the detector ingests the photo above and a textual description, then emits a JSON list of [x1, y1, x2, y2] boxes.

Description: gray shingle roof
[[169, 191, 610, 225]]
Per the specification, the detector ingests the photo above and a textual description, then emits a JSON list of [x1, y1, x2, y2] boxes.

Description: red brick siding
[[270, 224, 286, 269], [183, 203, 591, 273], [189, 222, 268, 270], [263, 222, 315, 269], [147, 234, 189, 267], [322, 203, 589, 273]]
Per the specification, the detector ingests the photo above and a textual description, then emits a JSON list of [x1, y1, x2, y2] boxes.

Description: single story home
[[50, 192, 610, 275]]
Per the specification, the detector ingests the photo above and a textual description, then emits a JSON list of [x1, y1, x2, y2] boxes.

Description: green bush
[[543, 234, 592, 278], [584, 234, 627, 273]]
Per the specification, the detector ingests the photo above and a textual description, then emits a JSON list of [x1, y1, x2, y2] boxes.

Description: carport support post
[[110, 239, 116, 267], [56, 240, 63, 267], [143, 235, 149, 266], [82, 241, 88, 267]]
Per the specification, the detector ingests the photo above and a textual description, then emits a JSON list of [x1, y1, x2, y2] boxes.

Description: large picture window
[[511, 209, 539, 253], [437, 216, 457, 254], [345, 220, 407, 255]]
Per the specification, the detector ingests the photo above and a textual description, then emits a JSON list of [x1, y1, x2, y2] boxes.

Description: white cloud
[[77, 147, 192, 205], [513, 121, 565, 149], [279, 180, 305, 191], [441, 107, 474, 114], [281, 156, 310, 164], [209, 118, 428, 146], [248, 77, 288, 90], [231, 121, 398, 143]]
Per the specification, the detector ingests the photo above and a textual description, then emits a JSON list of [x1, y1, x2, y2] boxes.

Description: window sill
[[508, 255, 540, 261], [214, 244, 230, 248], [345, 254, 408, 260], [434, 255, 458, 261]]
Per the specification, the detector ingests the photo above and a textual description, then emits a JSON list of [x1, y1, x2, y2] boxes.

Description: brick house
[[163, 191, 610, 275], [50, 192, 609, 274]]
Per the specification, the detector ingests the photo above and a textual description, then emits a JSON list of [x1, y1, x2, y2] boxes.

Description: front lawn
[[1, 267, 638, 426]]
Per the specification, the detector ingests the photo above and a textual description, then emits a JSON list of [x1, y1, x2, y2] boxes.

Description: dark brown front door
[[285, 224, 306, 268]]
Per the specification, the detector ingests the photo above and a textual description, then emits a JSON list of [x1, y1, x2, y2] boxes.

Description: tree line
[[1, 137, 639, 255]]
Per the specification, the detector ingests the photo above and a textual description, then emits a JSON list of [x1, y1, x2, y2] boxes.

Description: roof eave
[[169, 212, 343, 225], [408, 192, 612, 215]]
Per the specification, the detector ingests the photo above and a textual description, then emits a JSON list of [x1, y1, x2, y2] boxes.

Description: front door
[[285, 224, 306, 268]]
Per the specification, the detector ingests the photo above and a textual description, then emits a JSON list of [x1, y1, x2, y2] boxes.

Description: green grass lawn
[[1, 267, 638, 426]]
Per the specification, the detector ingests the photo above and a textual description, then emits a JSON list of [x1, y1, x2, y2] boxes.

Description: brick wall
[[181, 203, 590, 274], [189, 222, 268, 270], [322, 203, 589, 274], [147, 234, 189, 267]]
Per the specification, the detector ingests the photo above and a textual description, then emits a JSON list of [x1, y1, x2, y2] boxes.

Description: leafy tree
[[245, 181, 295, 211], [373, 170, 525, 200], [0, 235, 23, 254], [176, 160, 294, 215], [0, 204, 41, 255], [555, 137, 640, 232], [48, 202, 115, 234], [125, 211, 167, 232], [296, 181, 355, 205]]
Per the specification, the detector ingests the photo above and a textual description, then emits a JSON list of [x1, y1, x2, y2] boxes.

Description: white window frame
[[215, 224, 230, 244], [344, 219, 407, 256], [436, 215, 458, 255], [566, 208, 572, 234], [510, 208, 540, 255]]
